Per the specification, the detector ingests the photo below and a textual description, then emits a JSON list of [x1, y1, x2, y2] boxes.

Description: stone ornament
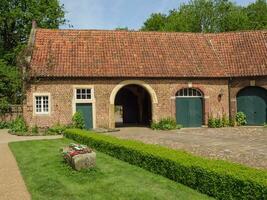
[[62, 143, 96, 171]]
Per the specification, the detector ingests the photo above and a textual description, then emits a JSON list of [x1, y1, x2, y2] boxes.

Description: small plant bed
[[64, 129, 267, 200], [208, 112, 247, 128], [9, 139, 211, 200], [151, 117, 182, 130], [62, 143, 96, 171]]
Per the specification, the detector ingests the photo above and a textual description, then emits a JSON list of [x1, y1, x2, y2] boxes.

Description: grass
[[9, 138, 212, 200]]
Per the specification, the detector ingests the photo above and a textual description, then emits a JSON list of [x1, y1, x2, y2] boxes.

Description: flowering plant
[[62, 143, 93, 158]]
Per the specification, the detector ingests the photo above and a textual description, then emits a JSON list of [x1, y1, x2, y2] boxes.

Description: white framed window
[[72, 85, 96, 129], [76, 88, 92, 100], [33, 93, 50, 115], [176, 88, 203, 97]]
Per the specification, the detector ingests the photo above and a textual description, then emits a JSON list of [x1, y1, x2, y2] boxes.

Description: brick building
[[23, 25, 267, 129]]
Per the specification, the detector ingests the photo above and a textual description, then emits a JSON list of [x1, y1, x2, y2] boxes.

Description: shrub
[[10, 116, 28, 133], [31, 125, 39, 134], [208, 115, 230, 128], [72, 112, 85, 129], [229, 118, 236, 127], [64, 129, 267, 200], [151, 117, 181, 130], [46, 123, 66, 135], [0, 121, 11, 129], [208, 117, 216, 128], [235, 112, 247, 126], [222, 115, 229, 127]]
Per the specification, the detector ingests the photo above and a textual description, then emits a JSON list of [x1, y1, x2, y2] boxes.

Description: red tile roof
[[29, 29, 267, 78]]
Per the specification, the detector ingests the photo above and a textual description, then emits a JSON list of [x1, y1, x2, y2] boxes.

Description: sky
[[60, 0, 255, 30]]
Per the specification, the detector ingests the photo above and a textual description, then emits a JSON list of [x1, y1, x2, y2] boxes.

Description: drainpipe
[[228, 77, 232, 119]]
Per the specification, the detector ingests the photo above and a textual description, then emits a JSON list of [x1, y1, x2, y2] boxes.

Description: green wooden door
[[237, 87, 267, 125], [76, 103, 93, 129], [176, 97, 203, 127]]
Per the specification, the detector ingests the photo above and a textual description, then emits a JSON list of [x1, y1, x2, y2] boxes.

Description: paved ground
[[0, 129, 62, 200], [106, 127, 267, 169]]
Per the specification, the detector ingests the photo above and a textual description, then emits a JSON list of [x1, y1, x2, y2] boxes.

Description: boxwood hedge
[[64, 129, 267, 199]]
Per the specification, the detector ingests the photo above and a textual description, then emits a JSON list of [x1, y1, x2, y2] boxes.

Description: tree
[[0, 59, 21, 114], [141, 0, 265, 33], [245, 0, 267, 29], [0, 0, 66, 111], [141, 13, 167, 31], [0, 0, 66, 64]]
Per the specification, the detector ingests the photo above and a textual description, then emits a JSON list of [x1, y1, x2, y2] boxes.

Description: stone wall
[[23, 77, 236, 128]]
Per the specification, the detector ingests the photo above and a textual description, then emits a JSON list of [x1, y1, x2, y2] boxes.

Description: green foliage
[[0, 60, 21, 110], [221, 115, 229, 127], [235, 112, 247, 126], [115, 27, 129, 30], [64, 129, 267, 200], [245, 0, 267, 29], [46, 123, 66, 135], [141, 0, 267, 32], [31, 125, 39, 134], [0, 0, 66, 106], [72, 112, 85, 129], [229, 118, 236, 127], [9, 139, 209, 199], [10, 116, 28, 133], [0, 0, 66, 61], [208, 115, 230, 128], [0, 120, 11, 129], [151, 117, 181, 130]]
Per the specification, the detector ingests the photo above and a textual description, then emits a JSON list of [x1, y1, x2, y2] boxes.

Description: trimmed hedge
[[64, 129, 267, 199]]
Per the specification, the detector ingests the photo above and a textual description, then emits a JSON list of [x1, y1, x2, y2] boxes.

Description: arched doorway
[[114, 84, 152, 127], [237, 86, 267, 125], [175, 88, 204, 127]]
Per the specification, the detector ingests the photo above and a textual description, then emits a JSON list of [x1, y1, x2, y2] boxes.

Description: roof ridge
[[36, 28, 267, 35]]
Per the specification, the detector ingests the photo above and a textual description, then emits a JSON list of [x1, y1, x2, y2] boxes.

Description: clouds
[[60, 0, 254, 30]]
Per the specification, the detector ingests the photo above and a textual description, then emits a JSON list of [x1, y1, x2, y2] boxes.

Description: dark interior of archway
[[115, 84, 152, 127]]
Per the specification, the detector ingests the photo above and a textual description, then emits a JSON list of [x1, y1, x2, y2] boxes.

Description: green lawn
[[9, 138, 212, 200]]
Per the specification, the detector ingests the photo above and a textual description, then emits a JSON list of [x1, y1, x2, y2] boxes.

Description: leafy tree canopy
[[0, 0, 66, 111], [141, 0, 267, 32]]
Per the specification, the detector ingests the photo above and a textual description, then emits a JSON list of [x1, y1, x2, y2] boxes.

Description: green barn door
[[176, 97, 203, 127], [237, 87, 267, 125], [76, 103, 93, 129]]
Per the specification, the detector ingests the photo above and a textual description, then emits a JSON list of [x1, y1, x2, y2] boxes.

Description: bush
[[72, 112, 85, 129], [64, 129, 267, 200], [208, 115, 230, 128], [10, 116, 28, 133], [229, 118, 236, 127], [222, 115, 229, 127], [208, 117, 216, 128], [0, 121, 11, 129], [46, 123, 66, 135], [151, 117, 181, 130], [235, 112, 247, 126], [31, 125, 39, 134]]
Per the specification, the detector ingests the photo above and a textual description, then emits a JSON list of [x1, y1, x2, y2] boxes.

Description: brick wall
[[229, 77, 267, 118], [23, 77, 236, 128]]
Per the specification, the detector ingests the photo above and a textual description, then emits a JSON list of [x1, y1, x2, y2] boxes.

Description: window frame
[[176, 88, 203, 98], [33, 93, 51, 115], [72, 85, 96, 129], [75, 88, 92, 100]]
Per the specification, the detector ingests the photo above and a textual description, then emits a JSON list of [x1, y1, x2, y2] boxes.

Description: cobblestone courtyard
[[106, 127, 267, 169]]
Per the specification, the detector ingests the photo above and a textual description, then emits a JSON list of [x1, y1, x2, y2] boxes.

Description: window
[[35, 96, 49, 114], [176, 88, 203, 97], [76, 88, 92, 100]]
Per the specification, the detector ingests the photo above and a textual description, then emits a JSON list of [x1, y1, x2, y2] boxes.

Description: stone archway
[[109, 80, 158, 128]]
